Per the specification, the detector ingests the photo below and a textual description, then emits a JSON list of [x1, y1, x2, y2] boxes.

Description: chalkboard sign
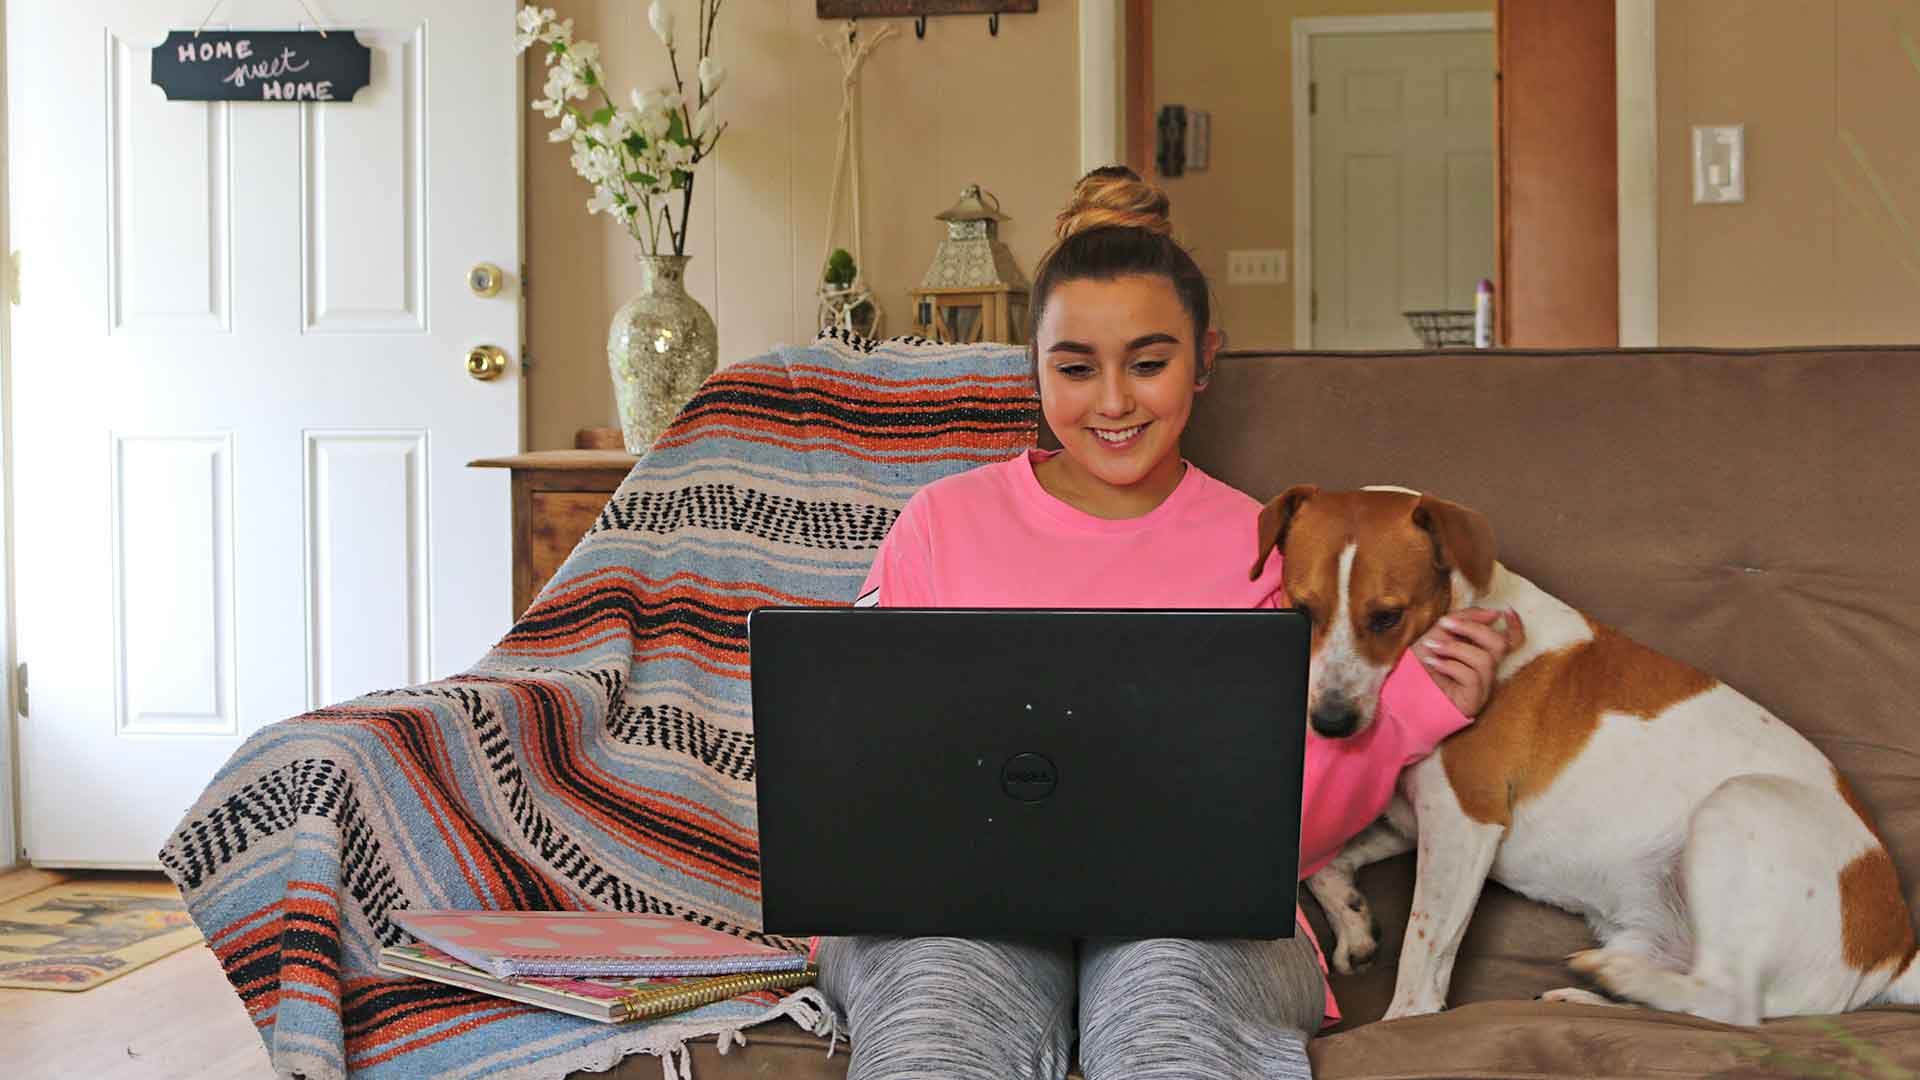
[[151, 31, 371, 102]]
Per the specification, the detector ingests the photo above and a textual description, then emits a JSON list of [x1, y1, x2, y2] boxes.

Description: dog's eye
[[1367, 610, 1404, 634]]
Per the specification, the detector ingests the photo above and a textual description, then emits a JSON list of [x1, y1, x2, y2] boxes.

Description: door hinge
[[6, 250, 19, 306], [1308, 82, 1317, 116], [1311, 290, 1318, 323], [520, 262, 529, 297], [14, 662, 26, 718]]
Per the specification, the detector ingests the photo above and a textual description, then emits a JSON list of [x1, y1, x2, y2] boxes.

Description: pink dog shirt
[[856, 450, 1472, 1023]]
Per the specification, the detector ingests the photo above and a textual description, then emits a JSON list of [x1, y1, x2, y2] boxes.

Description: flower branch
[[517, 2, 727, 258]]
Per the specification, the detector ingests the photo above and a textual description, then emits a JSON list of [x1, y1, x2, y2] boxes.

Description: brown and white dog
[[1252, 484, 1920, 1024]]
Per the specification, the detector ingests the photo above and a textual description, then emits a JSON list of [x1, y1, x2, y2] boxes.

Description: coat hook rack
[[988, 12, 999, 35], [914, 14, 927, 38]]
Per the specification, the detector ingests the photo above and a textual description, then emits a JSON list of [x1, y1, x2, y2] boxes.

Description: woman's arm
[[854, 492, 937, 609]]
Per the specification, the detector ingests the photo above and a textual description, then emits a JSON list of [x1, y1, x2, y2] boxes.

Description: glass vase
[[607, 254, 718, 454]]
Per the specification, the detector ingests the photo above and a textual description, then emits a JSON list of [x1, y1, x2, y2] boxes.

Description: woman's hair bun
[[1054, 165, 1172, 241]]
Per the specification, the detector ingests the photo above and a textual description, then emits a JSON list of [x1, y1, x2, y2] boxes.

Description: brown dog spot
[[1831, 768, 1918, 974], [1441, 618, 1716, 826], [1839, 847, 1918, 974]]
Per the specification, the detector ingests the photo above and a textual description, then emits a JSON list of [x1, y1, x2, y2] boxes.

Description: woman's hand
[[1410, 607, 1526, 717]]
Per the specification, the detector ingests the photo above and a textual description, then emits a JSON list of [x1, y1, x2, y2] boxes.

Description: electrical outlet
[[1228, 249, 1288, 285]]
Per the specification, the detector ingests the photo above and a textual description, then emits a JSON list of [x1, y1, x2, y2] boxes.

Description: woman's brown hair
[[1028, 165, 1213, 378]]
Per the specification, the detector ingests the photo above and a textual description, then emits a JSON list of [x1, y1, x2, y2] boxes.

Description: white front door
[[1310, 28, 1495, 349], [8, 0, 523, 867]]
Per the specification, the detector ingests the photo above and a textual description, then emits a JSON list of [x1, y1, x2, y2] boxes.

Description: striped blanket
[[159, 331, 1037, 1079]]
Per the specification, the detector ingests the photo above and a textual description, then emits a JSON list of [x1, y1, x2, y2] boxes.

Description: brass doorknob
[[466, 345, 509, 381]]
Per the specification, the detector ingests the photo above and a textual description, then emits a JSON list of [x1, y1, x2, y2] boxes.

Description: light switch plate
[[1228, 249, 1288, 285], [1692, 124, 1745, 204]]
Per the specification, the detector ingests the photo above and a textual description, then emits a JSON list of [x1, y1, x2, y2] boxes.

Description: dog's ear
[[1251, 484, 1319, 580], [1411, 494, 1496, 592]]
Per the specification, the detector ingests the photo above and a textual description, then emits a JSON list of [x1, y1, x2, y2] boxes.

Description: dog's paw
[[1333, 937, 1377, 975], [1332, 913, 1384, 974], [1566, 948, 1613, 982], [1540, 986, 1617, 1007], [1566, 947, 1650, 999]]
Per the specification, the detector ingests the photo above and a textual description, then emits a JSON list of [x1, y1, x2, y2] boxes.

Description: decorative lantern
[[911, 185, 1030, 345]]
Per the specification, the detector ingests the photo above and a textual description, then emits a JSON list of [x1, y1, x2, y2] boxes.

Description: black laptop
[[748, 608, 1309, 941]]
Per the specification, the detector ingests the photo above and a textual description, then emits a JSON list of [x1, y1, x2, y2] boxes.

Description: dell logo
[[1001, 753, 1057, 802]]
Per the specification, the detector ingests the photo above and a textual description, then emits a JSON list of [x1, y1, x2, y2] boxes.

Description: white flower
[[548, 110, 578, 142], [698, 56, 726, 98], [629, 88, 678, 140], [587, 186, 619, 216], [545, 55, 590, 102], [692, 101, 715, 139], [514, 6, 552, 51], [647, 0, 675, 47], [514, 7, 568, 52], [516, 6, 551, 34]]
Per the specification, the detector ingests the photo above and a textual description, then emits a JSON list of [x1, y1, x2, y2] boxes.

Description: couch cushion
[[580, 1000, 1920, 1080], [1312, 999, 1920, 1078]]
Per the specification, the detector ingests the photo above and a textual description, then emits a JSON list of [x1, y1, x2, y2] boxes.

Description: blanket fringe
[[660, 1041, 692, 1080]]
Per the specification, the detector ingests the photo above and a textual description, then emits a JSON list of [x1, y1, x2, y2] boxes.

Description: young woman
[[819, 167, 1523, 1080]]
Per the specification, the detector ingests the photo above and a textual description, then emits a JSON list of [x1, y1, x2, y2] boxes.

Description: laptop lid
[[749, 608, 1308, 940]]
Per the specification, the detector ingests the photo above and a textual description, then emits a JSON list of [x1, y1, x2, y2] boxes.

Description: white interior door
[[1310, 28, 1494, 349], [8, 0, 522, 867]]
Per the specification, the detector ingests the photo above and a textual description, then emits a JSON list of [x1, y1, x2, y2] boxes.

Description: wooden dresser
[[468, 445, 637, 616]]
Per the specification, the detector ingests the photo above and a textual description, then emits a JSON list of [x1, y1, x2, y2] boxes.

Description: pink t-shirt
[[856, 450, 1471, 1022]]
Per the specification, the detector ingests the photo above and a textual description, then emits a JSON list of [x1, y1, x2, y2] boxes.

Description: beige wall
[[1658, 0, 1920, 346], [1150, 0, 1493, 352], [524, 0, 1081, 450]]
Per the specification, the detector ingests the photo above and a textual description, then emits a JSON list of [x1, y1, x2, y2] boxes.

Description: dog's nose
[[1311, 696, 1361, 738]]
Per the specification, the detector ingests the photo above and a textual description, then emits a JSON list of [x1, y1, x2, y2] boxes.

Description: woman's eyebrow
[[1046, 332, 1182, 354]]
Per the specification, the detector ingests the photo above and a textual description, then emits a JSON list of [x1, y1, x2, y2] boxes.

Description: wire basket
[[1403, 309, 1476, 348]]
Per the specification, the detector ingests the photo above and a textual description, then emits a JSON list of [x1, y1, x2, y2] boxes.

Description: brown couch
[[592, 346, 1920, 1078]]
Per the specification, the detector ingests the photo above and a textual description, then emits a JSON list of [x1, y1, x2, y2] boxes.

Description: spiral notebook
[[390, 909, 811, 979], [377, 942, 816, 1024]]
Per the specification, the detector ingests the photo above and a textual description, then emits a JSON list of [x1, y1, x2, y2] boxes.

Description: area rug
[[0, 880, 201, 991]]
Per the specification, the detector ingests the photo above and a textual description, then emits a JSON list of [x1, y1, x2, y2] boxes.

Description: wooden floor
[[0, 868, 272, 1079]]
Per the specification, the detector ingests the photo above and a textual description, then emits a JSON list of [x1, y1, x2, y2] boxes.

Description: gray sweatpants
[[817, 935, 1323, 1080]]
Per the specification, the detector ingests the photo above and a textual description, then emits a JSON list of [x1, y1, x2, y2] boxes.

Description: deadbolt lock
[[468, 262, 506, 298]]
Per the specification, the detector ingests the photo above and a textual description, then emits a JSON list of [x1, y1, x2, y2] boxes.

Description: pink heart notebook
[[390, 909, 810, 979]]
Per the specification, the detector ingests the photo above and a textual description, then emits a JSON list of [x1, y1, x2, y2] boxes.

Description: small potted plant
[[818, 247, 880, 339]]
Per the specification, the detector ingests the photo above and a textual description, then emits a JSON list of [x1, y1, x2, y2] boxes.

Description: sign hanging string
[[196, 0, 331, 38]]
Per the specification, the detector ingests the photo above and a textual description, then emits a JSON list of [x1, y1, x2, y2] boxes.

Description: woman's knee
[[818, 936, 1077, 1080], [1079, 936, 1325, 1078]]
